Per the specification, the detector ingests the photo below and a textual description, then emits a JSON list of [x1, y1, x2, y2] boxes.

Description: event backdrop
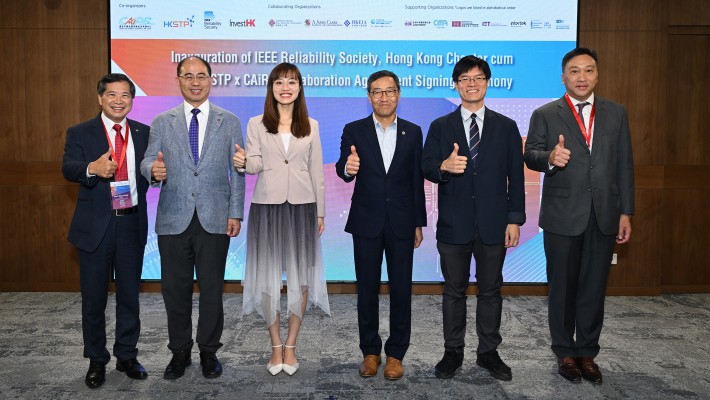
[[109, 0, 578, 282]]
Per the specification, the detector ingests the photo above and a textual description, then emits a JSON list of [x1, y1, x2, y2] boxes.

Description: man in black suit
[[422, 56, 525, 381], [62, 74, 150, 388], [524, 48, 634, 384], [336, 70, 426, 380]]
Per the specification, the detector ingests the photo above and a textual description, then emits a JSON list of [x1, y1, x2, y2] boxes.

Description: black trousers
[[437, 230, 507, 355], [545, 208, 616, 359], [353, 219, 413, 360], [158, 212, 230, 354], [78, 211, 143, 364]]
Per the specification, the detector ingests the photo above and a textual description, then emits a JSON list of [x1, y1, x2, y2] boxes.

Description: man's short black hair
[[562, 48, 598, 71], [97, 73, 136, 98], [367, 70, 401, 92], [452, 55, 491, 81]]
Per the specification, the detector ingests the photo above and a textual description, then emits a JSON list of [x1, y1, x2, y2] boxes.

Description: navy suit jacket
[[422, 106, 525, 245], [62, 114, 150, 252], [336, 115, 426, 239]]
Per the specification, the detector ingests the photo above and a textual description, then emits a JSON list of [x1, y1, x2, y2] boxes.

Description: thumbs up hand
[[233, 143, 247, 169], [548, 134, 571, 168], [152, 151, 167, 181], [440, 143, 468, 174], [346, 145, 360, 176], [89, 148, 118, 178]]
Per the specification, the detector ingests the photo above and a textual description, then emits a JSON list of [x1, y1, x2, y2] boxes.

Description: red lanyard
[[564, 93, 595, 147], [101, 121, 130, 178]]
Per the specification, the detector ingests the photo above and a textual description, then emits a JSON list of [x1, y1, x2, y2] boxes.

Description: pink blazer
[[244, 115, 325, 217]]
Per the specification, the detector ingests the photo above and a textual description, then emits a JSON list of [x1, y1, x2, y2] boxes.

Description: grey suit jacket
[[524, 95, 634, 237], [140, 101, 245, 235]]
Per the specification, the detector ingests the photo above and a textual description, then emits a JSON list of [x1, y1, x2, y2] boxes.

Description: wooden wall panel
[[0, 30, 28, 162], [580, 0, 667, 31], [607, 189, 662, 290], [25, 0, 106, 29], [580, 31, 667, 165], [0, 187, 29, 283], [669, 0, 710, 26], [667, 34, 709, 166], [663, 189, 710, 287]]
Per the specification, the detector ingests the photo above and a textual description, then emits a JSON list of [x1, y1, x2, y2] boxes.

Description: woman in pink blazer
[[234, 63, 329, 376]]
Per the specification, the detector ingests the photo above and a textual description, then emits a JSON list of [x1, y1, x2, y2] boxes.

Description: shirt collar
[[372, 113, 398, 130], [569, 93, 595, 106], [101, 113, 127, 132], [460, 105, 485, 123], [184, 99, 210, 118]]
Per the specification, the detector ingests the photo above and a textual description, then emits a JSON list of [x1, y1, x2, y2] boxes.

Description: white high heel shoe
[[267, 344, 283, 375], [282, 344, 299, 376]]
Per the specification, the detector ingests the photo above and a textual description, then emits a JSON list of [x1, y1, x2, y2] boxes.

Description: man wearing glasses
[[140, 56, 245, 380], [422, 55, 525, 381], [336, 70, 426, 380]]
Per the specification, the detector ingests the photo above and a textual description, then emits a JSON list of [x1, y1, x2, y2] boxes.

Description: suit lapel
[[170, 105, 194, 162], [477, 108, 494, 165], [387, 120, 408, 176], [363, 115, 387, 174], [269, 129, 288, 159], [449, 107, 468, 157], [200, 104, 225, 165]]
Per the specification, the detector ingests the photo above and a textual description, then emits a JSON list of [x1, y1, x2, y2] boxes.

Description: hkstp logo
[[164, 16, 194, 28]]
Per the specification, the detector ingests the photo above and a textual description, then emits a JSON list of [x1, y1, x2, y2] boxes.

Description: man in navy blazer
[[524, 48, 634, 384], [62, 73, 150, 388], [140, 57, 245, 380], [336, 70, 426, 380], [422, 56, 525, 381]]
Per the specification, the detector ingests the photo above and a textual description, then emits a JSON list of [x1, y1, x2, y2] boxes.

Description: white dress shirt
[[183, 99, 210, 158], [100, 112, 138, 206], [373, 113, 398, 173]]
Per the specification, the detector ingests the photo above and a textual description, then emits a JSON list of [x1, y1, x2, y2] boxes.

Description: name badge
[[110, 181, 133, 210]]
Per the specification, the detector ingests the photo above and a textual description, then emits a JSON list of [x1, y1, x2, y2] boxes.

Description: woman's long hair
[[262, 63, 311, 138]]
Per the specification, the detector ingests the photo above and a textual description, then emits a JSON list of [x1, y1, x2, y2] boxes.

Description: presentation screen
[[109, 0, 578, 283]]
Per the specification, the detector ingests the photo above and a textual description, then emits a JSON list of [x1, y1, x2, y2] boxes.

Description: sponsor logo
[[510, 21, 526, 27], [370, 18, 393, 27], [555, 19, 570, 29], [268, 18, 302, 27], [482, 21, 506, 27], [306, 19, 342, 27], [164, 15, 194, 28], [433, 19, 447, 27], [404, 20, 430, 27], [204, 11, 221, 29], [452, 20, 478, 28], [118, 16, 153, 30], [230, 18, 256, 28], [345, 19, 367, 27]]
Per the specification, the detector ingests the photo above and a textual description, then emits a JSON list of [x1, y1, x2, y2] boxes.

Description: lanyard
[[101, 121, 130, 178], [564, 93, 595, 147]]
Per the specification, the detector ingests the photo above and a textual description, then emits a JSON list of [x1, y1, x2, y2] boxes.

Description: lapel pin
[[401, 131, 406, 135]]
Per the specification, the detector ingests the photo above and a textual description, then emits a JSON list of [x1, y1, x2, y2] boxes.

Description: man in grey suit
[[524, 48, 634, 385], [140, 56, 245, 380]]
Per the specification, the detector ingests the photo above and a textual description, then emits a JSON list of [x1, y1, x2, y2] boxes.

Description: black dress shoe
[[558, 357, 582, 383], [476, 350, 512, 381], [200, 351, 223, 379], [116, 358, 148, 380], [164, 350, 191, 380], [576, 357, 603, 384], [434, 350, 463, 379], [85, 360, 106, 388]]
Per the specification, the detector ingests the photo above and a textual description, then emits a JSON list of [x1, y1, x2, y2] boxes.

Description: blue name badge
[[110, 181, 133, 210]]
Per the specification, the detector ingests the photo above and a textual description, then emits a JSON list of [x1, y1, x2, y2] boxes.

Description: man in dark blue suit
[[62, 74, 150, 388], [422, 56, 525, 381], [336, 70, 426, 380]]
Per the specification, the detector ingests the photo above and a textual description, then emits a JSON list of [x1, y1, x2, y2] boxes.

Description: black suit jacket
[[523, 96, 634, 236], [422, 106, 526, 245], [336, 115, 426, 239], [62, 114, 150, 252]]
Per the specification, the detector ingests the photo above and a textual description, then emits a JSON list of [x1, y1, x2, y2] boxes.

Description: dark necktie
[[576, 102, 589, 127], [113, 124, 128, 181], [189, 108, 200, 164], [468, 113, 480, 167]]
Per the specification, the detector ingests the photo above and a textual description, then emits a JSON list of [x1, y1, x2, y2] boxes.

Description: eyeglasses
[[457, 76, 487, 84], [178, 74, 210, 83], [370, 89, 399, 99]]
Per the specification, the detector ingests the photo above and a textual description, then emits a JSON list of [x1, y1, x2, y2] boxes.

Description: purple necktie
[[189, 108, 200, 164], [468, 113, 480, 167]]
